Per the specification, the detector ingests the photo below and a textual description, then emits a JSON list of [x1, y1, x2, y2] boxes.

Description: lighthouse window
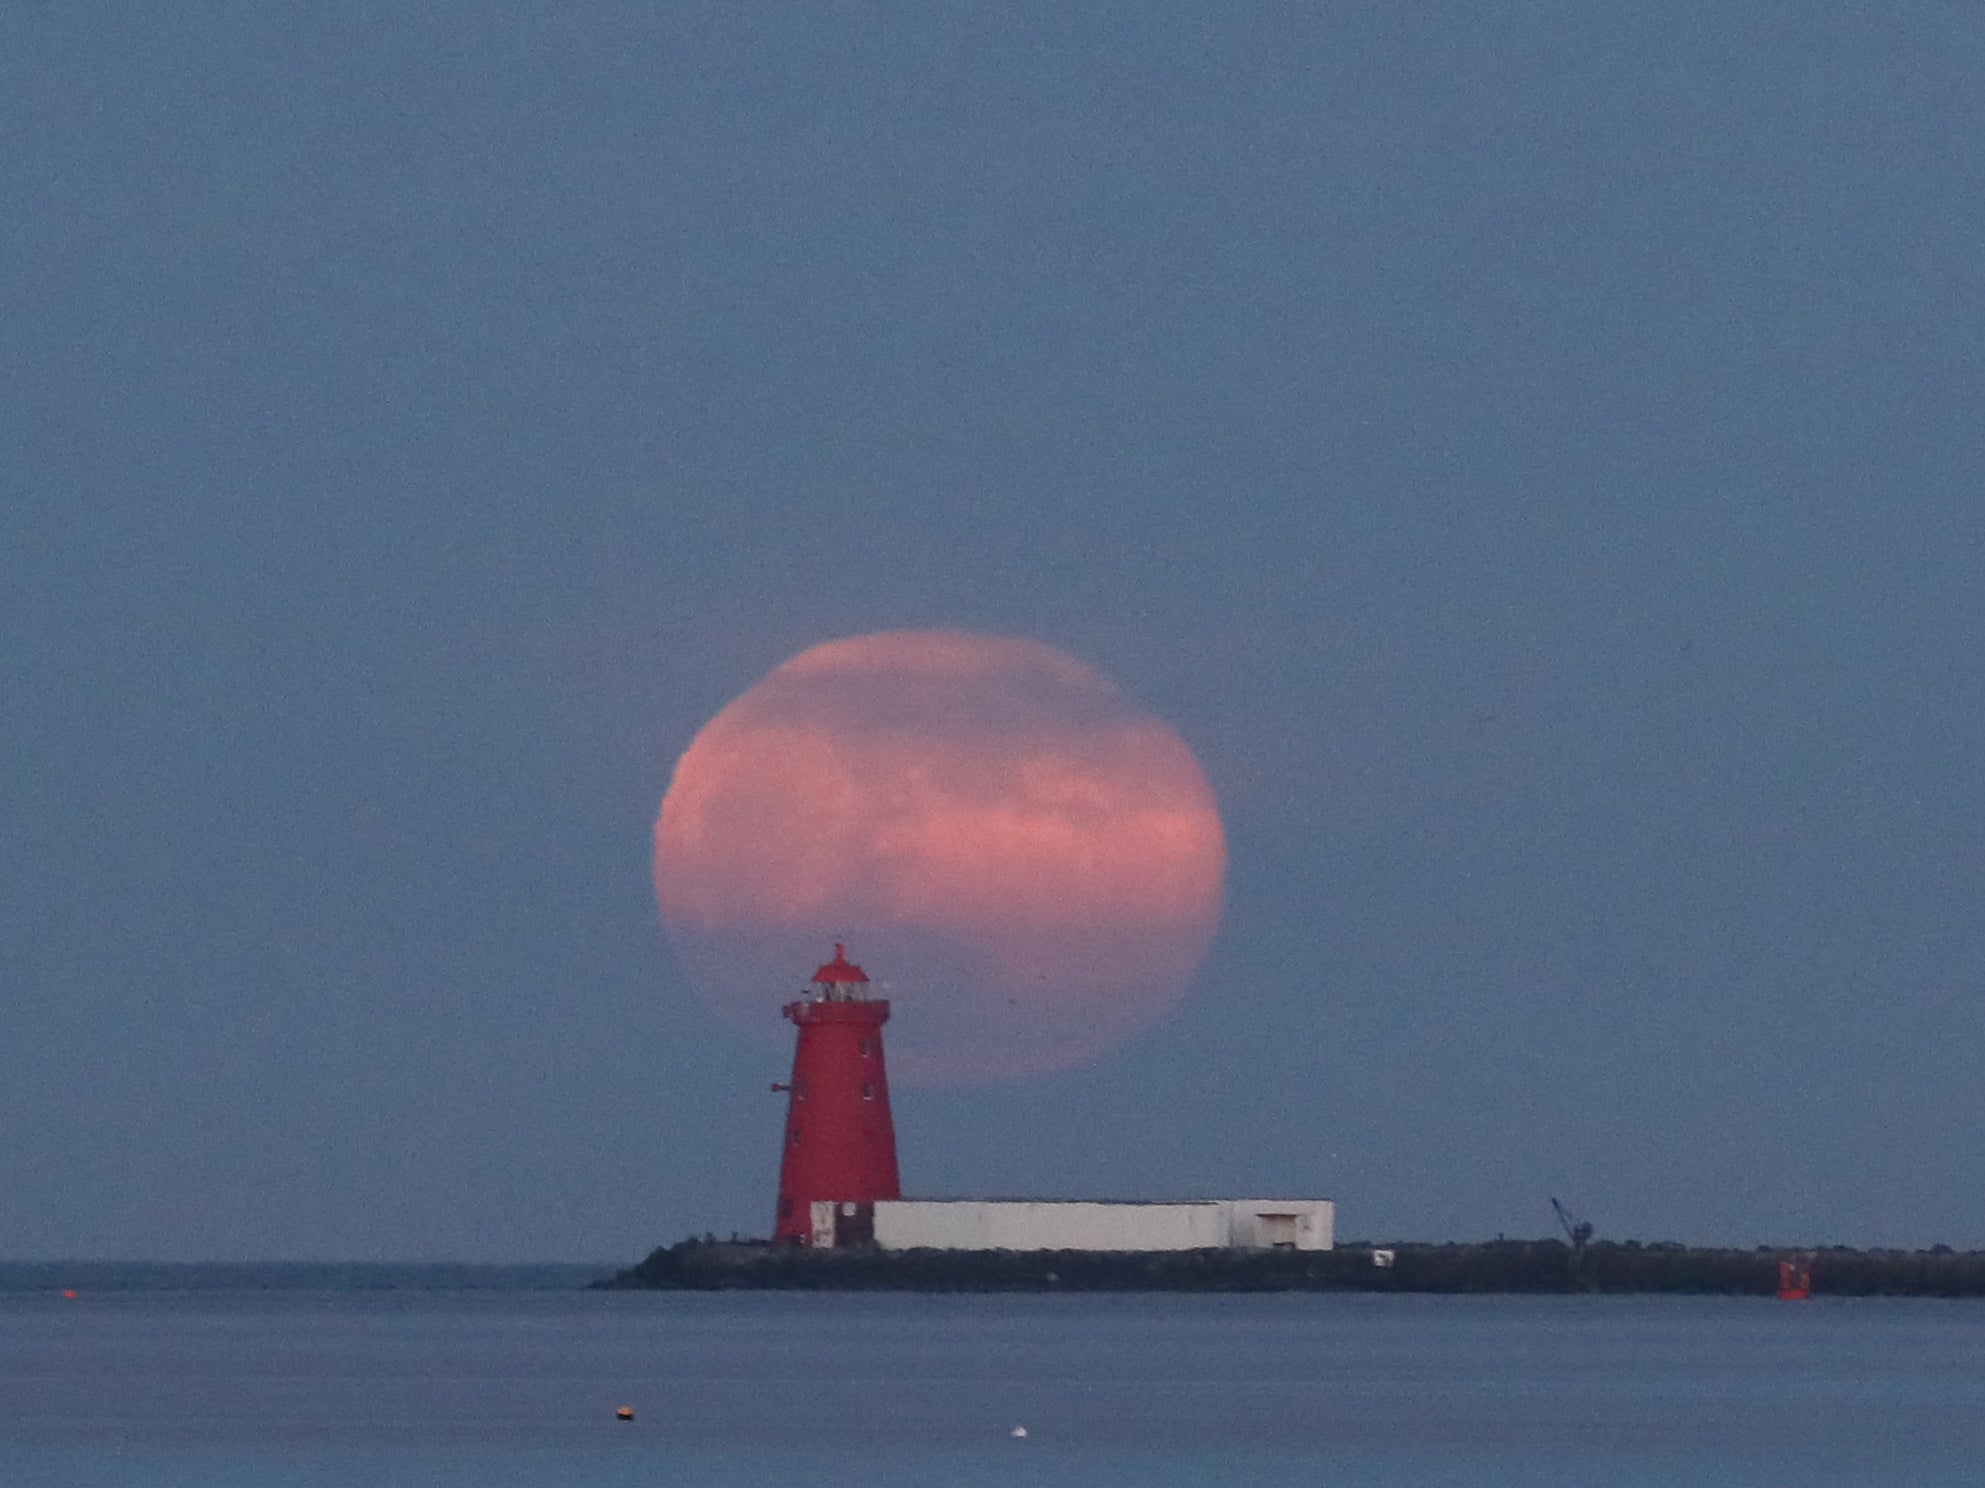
[[788, 1127, 800, 1146], [861, 1083, 874, 1100], [858, 1038, 873, 1056]]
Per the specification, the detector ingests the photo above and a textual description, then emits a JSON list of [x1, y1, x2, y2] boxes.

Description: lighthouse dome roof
[[812, 942, 870, 985]]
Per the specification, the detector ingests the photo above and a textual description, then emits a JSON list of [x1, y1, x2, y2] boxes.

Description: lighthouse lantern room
[[772, 943, 902, 1243]]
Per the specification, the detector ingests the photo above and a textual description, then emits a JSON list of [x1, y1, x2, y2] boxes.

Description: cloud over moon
[[655, 631, 1226, 1084]]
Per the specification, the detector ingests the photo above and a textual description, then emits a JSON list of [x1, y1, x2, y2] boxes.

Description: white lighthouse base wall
[[871, 1199, 1334, 1253]]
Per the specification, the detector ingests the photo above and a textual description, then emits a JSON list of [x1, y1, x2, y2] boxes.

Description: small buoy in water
[[1010, 1426, 1028, 1439], [615, 1406, 634, 1422], [61, 1290, 77, 1300]]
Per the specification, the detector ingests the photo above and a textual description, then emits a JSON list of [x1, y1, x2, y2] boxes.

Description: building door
[[1259, 1213, 1299, 1249]]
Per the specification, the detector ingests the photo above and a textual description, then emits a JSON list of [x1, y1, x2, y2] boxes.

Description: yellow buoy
[[615, 1406, 634, 1422]]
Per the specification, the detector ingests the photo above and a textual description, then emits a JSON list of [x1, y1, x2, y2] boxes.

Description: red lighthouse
[[772, 943, 902, 1244]]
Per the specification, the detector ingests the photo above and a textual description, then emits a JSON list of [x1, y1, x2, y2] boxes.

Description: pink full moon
[[653, 630, 1227, 1084]]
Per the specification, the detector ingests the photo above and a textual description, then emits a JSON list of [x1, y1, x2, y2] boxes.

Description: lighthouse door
[[809, 1202, 838, 1248]]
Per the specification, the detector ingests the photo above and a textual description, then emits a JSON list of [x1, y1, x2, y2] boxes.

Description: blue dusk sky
[[5, 3, 1983, 1259]]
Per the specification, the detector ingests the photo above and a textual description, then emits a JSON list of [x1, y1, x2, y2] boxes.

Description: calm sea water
[[2, 1266, 1980, 1485]]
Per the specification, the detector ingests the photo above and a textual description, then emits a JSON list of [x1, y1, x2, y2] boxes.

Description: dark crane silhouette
[[1551, 1197, 1594, 1258]]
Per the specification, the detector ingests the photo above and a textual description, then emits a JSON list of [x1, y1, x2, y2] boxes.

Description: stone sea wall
[[604, 1239, 1985, 1296]]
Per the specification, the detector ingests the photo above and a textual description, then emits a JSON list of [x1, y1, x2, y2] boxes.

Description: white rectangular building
[[857, 1198, 1333, 1253]]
